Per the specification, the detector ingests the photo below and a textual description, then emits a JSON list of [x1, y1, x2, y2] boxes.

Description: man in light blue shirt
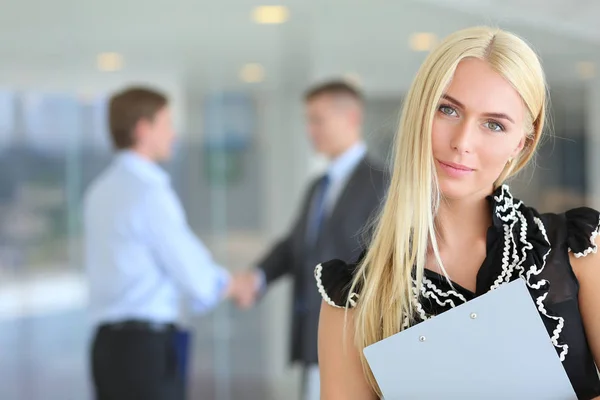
[[84, 87, 231, 400]]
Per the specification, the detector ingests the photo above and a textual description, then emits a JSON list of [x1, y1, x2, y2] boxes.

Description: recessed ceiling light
[[97, 53, 123, 72], [252, 6, 289, 24], [240, 63, 265, 83], [409, 33, 438, 52], [576, 61, 595, 80]]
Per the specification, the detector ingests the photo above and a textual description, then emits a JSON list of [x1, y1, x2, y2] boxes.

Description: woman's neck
[[435, 194, 492, 247]]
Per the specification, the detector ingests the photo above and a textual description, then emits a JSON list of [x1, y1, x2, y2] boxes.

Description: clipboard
[[362, 279, 577, 399]]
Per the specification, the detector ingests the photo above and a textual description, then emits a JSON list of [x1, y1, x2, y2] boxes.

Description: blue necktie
[[307, 174, 330, 247]]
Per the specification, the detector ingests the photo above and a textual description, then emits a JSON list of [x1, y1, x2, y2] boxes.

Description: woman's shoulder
[[314, 253, 363, 309], [492, 186, 599, 257], [562, 207, 600, 258], [534, 205, 600, 258]]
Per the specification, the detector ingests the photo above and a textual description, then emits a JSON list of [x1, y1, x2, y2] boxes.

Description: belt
[[99, 319, 176, 333]]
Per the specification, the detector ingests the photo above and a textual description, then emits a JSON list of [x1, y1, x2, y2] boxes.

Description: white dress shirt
[[323, 141, 367, 214], [83, 151, 230, 326]]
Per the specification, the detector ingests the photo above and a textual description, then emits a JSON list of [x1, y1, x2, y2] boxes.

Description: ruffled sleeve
[[314, 259, 360, 308], [565, 207, 600, 258]]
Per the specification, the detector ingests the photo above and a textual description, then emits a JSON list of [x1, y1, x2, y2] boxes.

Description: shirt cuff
[[219, 268, 232, 297], [190, 268, 231, 314], [256, 268, 267, 294]]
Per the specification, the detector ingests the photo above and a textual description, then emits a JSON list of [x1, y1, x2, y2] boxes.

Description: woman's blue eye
[[484, 120, 505, 132], [439, 105, 457, 116]]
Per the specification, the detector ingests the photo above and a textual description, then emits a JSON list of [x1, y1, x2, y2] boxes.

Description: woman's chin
[[438, 179, 495, 202], [437, 179, 475, 201]]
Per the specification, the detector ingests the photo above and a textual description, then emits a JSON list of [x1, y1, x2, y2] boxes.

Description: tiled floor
[[0, 278, 299, 400], [0, 309, 93, 400]]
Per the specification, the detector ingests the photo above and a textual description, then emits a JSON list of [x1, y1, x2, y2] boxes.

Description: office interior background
[[1, 0, 600, 399]]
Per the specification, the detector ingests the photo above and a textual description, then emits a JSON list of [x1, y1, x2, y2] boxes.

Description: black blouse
[[315, 185, 600, 400]]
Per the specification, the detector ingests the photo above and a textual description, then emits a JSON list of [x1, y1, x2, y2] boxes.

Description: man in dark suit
[[231, 80, 387, 400]]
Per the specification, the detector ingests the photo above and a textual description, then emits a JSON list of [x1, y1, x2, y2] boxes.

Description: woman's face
[[431, 57, 528, 201]]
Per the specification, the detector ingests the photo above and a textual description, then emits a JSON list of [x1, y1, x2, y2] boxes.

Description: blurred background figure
[[83, 87, 232, 400], [231, 80, 388, 400]]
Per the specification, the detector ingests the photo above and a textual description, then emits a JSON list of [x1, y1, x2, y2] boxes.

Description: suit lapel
[[301, 155, 369, 259], [325, 156, 368, 227], [297, 177, 323, 265]]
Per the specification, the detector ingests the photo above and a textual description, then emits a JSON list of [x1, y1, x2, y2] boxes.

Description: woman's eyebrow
[[441, 94, 515, 124]]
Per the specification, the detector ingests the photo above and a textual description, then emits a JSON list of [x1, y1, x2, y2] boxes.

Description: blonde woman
[[315, 26, 600, 400]]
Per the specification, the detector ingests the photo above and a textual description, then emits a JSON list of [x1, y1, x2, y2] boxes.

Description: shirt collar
[[326, 141, 367, 182], [116, 150, 170, 185]]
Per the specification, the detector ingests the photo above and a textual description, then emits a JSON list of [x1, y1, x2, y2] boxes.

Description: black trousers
[[91, 323, 186, 400]]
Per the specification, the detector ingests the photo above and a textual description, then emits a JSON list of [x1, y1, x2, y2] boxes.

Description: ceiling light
[[97, 53, 123, 72], [409, 33, 438, 52], [239, 63, 265, 83], [252, 6, 289, 24], [576, 61, 595, 80]]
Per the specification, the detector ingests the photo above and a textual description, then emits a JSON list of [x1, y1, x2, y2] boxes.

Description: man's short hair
[[108, 86, 168, 150], [303, 80, 363, 104]]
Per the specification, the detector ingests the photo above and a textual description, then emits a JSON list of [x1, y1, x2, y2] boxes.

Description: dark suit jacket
[[257, 154, 388, 365]]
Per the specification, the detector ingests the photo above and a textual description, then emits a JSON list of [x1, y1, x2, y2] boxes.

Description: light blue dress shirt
[[322, 141, 367, 214], [83, 151, 230, 326]]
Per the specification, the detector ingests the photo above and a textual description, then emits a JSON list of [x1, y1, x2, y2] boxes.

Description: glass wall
[[0, 91, 94, 399]]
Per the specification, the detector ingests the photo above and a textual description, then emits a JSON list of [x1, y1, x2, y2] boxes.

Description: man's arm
[[256, 234, 294, 284], [231, 183, 315, 308], [230, 234, 295, 309], [144, 187, 231, 313], [256, 181, 316, 285]]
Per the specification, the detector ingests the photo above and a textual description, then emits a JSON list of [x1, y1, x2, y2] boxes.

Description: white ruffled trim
[[490, 220, 517, 289], [570, 215, 600, 258], [420, 276, 467, 307], [314, 263, 358, 308], [348, 293, 358, 307], [412, 185, 569, 361], [493, 184, 523, 219], [411, 284, 430, 321], [536, 291, 569, 361], [404, 277, 462, 330], [528, 217, 551, 288], [401, 317, 410, 330], [529, 217, 568, 360], [496, 189, 568, 360]]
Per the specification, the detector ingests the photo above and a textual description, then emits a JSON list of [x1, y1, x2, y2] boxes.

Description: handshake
[[224, 270, 263, 309]]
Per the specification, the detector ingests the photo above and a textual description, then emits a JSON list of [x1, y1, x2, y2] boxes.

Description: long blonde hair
[[350, 26, 547, 395]]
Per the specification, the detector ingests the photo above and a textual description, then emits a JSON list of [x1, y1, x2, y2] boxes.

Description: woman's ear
[[511, 135, 527, 159]]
